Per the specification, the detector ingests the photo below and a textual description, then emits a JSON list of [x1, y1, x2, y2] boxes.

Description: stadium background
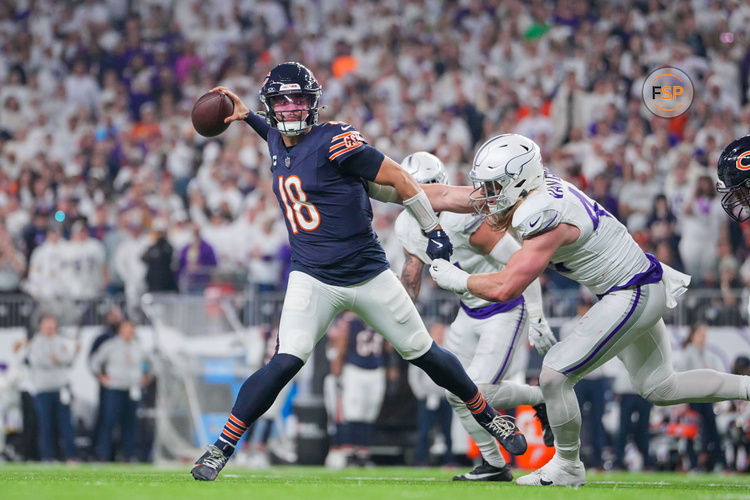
[[1, 0, 750, 474]]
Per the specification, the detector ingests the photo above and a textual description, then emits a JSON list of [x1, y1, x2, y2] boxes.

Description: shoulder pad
[[394, 211, 430, 264], [512, 191, 562, 239], [326, 122, 367, 162]]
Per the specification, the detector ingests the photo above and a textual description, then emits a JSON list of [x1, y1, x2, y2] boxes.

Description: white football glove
[[528, 317, 556, 355], [429, 258, 469, 293]]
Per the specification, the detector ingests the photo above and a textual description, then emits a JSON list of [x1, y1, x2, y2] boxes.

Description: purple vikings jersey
[[265, 120, 389, 286], [345, 318, 385, 370]]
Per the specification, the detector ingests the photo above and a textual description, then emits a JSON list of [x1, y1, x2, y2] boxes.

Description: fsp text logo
[[641, 67, 694, 118]]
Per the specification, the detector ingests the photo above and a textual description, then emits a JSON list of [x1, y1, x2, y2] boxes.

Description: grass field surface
[[2, 464, 749, 500]]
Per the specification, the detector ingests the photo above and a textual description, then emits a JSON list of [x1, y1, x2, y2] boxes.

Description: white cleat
[[324, 449, 348, 470], [516, 455, 586, 486]]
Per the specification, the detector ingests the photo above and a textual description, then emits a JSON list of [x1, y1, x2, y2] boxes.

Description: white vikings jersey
[[394, 210, 521, 309], [60, 239, 106, 299], [26, 241, 66, 299], [512, 171, 650, 296]]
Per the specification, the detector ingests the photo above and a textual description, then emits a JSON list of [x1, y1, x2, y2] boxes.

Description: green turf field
[[1, 464, 748, 500]]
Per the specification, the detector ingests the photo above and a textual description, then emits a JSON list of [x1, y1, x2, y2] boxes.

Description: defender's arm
[[367, 157, 472, 214], [469, 221, 546, 314], [422, 184, 474, 214], [400, 250, 426, 302], [467, 224, 578, 302], [431, 224, 579, 301]]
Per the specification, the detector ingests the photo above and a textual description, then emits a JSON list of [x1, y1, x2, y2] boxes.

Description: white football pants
[[541, 281, 750, 463], [444, 305, 543, 467], [277, 270, 432, 362]]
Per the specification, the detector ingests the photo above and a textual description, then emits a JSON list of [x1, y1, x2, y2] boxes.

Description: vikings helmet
[[401, 152, 449, 185], [469, 134, 544, 215]]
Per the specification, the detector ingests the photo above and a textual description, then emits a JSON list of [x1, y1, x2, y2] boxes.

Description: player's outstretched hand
[[528, 317, 556, 355], [210, 86, 250, 123], [429, 258, 469, 294], [426, 228, 453, 260]]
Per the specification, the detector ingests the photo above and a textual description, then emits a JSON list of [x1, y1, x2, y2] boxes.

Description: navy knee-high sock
[[409, 342, 477, 400], [214, 353, 303, 455], [409, 342, 494, 421]]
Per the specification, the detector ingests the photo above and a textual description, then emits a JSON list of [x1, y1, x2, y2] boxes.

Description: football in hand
[[191, 91, 234, 137]]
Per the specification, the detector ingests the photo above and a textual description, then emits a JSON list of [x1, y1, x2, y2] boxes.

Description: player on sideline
[[428, 133, 750, 486], [395, 152, 555, 481], [191, 62, 525, 481], [328, 312, 386, 466]]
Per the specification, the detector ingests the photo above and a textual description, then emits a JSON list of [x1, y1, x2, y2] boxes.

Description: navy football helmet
[[259, 62, 322, 136], [717, 135, 750, 223]]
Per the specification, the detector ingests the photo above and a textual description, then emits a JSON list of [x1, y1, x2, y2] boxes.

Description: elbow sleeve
[[367, 182, 400, 203]]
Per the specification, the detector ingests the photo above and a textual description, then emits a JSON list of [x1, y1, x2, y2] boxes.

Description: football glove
[[429, 258, 469, 293], [426, 229, 453, 260], [528, 317, 556, 355]]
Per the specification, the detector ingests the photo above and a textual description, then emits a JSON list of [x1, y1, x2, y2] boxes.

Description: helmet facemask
[[717, 179, 750, 223], [261, 91, 320, 136], [469, 177, 522, 216]]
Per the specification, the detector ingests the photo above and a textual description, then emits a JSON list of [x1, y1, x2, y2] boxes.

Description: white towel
[[661, 262, 692, 309]]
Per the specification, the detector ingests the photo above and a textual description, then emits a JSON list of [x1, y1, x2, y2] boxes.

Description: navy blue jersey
[[262, 120, 389, 286], [345, 318, 384, 369]]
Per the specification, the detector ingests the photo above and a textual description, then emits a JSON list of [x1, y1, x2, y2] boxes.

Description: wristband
[[403, 190, 439, 232]]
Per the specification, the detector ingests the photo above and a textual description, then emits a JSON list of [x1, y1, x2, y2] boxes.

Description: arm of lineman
[[466, 219, 556, 354], [373, 156, 452, 260], [211, 86, 270, 141], [367, 181, 474, 215], [430, 223, 580, 302], [400, 249, 426, 302], [423, 184, 474, 213]]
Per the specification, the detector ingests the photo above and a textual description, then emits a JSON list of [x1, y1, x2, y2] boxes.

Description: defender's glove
[[528, 317, 556, 355], [429, 258, 469, 293], [426, 229, 453, 260]]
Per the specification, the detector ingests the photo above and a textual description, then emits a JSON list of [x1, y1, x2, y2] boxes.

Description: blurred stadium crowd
[[2, 0, 750, 471]]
